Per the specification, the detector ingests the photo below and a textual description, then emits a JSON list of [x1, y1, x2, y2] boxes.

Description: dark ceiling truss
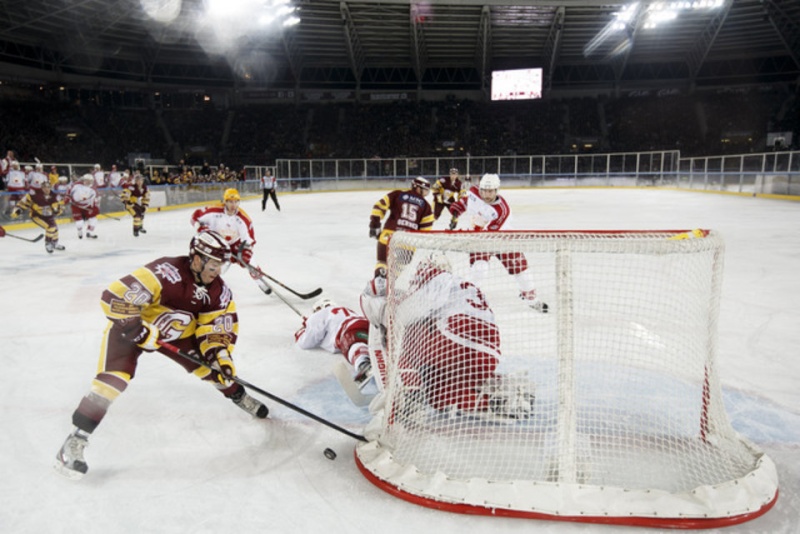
[[685, 0, 732, 82], [0, 0, 797, 94], [761, 0, 800, 69]]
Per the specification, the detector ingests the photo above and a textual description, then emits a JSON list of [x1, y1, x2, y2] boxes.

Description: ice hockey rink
[[1, 187, 798, 533]]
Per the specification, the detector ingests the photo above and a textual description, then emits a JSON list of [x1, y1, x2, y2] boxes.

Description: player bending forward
[[54, 231, 268, 480], [70, 174, 100, 239], [362, 256, 535, 421], [448, 173, 548, 312], [191, 188, 271, 294], [10, 180, 65, 253], [294, 299, 377, 401]]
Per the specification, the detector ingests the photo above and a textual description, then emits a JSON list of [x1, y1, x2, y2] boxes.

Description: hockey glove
[[214, 350, 236, 381], [129, 321, 160, 352], [239, 243, 254, 264], [448, 203, 464, 218], [369, 226, 380, 239]]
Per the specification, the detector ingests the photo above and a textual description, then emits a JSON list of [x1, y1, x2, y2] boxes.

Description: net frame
[[355, 229, 778, 529]]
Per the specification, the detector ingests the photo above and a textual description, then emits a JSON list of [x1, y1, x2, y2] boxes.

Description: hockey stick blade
[[1, 232, 44, 243], [157, 340, 367, 442], [235, 251, 323, 300]]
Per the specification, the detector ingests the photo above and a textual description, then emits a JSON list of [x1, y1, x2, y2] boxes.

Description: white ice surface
[[1, 188, 798, 533]]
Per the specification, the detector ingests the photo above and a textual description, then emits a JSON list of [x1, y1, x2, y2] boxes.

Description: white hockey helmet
[[190, 230, 232, 264], [81, 173, 94, 183], [312, 298, 334, 313], [479, 173, 500, 191], [411, 176, 431, 191]]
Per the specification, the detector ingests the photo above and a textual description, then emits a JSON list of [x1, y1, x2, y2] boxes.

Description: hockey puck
[[323, 448, 337, 460]]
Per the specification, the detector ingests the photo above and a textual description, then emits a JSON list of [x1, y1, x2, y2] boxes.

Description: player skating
[[70, 174, 100, 239], [431, 167, 466, 225], [120, 171, 150, 236], [191, 188, 271, 294], [54, 231, 269, 480], [369, 176, 434, 278], [10, 179, 65, 253], [448, 173, 548, 312]]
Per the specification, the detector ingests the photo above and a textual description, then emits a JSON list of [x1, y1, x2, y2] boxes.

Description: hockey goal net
[[355, 229, 778, 529]]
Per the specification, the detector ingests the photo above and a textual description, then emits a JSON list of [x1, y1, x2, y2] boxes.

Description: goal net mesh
[[355, 230, 777, 527]]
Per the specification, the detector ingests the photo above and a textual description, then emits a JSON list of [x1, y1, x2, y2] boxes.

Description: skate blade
[[53, 461, 86, 480]]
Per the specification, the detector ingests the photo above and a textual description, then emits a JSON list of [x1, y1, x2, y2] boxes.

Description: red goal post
[[355, 229, 778, 529]]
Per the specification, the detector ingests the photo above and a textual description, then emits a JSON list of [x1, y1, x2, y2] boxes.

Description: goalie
[[361, 255, 535, 421]]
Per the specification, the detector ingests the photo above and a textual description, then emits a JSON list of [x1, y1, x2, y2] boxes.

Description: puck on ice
[[323, 448, 337, 460]]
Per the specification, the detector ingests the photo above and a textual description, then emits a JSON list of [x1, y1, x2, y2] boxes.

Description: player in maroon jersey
[[431, 167, 466, 224], [54, 231, 268, 480], [368, 176, 435, 278], [10, 179, 65, 253], [120, 171, 150, 236]]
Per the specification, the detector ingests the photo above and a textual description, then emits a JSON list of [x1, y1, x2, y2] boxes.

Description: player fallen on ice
[[294, 298, 377, 403], [448, 173, 548, 312], [55, 230, 268, 480], [10, 179, 66, 253]]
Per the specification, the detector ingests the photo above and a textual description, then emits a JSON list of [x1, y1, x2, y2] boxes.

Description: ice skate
[[481, 376, 535, 421], [133, 228, 139, 237], [54, 242, 65, 251], [54, 430, 89, 480], [353, 359, 372, 388], [86, 232, 98, 239], [519, 290, 548, 313], [138, 228, 146, 234], [232, 389, 269, 419], [45, 241, 54, 254]]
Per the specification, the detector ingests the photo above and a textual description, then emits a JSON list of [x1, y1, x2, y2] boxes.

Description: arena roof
[[0, 0, 798, 93]]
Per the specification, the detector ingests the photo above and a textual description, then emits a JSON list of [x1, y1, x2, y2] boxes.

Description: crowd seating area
[[1, 86, 796, 172]]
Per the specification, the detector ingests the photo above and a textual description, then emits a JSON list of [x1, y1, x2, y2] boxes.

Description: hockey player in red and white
[[91, 163, 106, 188], [27, 163, 49, 190], [54, 231, 268, 479], [0, 149, 18, 185], [70, 174, 100, 239], [294, 299, 376, 402], [448, 173, 548, 312], [108, 164, 124, 188], [3, 161, 27, 215], [191, 188, 270, 294], [365, 255, 535, 421]]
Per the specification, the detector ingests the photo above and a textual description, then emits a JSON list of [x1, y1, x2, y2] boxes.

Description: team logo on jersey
[[193, 284, 211, 305], [154, 262, 182, 284]]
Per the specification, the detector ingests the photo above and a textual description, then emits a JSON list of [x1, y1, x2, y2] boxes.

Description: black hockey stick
[[157, 340, 367, 442], [234, 251, 323, 300], [0, 227, 44, 242]]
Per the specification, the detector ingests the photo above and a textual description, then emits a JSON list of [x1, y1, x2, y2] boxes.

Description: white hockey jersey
[[296, 306, 361, 353]]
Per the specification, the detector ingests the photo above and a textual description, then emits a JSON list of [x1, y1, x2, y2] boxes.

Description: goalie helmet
[[479, 173, 500, 191], [223, 188, 240, 202], [312, 298, 334, 313], [190, 230, 232, 263]]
